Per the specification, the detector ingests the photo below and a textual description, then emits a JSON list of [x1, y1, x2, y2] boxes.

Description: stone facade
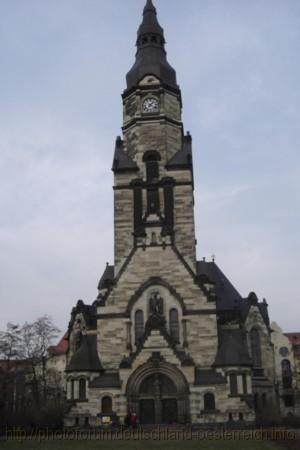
[[272, 324, 300, 416], [63, 0, 296, 427]]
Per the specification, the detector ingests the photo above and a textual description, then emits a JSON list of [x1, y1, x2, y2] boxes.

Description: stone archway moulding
[[126, 277, 187, 315]]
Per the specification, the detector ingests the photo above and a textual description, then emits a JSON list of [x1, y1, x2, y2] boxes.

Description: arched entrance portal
[[126, 358, 189, 424], [140, 373, 178, 424]]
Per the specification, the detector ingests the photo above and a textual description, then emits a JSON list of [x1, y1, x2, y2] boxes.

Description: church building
[[64, 0, 278, 426]]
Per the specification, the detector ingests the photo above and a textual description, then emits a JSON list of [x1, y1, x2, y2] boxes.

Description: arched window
[[102, 396, 112, 414], [204, 393, 215, 411], [79, 379, 86, 400], [169, 309, 180, 343], [250, 328, 262, 367], [282, 359, 292, 389], [144, 152, 160, 214], [147, 189, 160, 214], [135, 310, 144, 344], [144, 152, 160, 182], [229, 374, 238, 395]]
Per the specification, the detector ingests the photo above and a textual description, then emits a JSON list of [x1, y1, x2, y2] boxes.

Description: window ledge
[[200, 409, 220, 415]]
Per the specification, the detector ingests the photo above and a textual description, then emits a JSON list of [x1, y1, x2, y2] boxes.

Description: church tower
[[65, 0, 277, 427], [113, 0, 196, 273]]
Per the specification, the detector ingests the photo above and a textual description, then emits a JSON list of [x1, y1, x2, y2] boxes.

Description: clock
[[142, 97, 159, 114], [279, 347, 289, 357]]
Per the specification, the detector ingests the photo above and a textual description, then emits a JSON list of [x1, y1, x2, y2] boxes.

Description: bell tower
[[113, 0, 196, 273]]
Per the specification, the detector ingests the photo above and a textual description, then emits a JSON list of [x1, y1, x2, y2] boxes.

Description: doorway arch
[[126, 358, 189, 424]]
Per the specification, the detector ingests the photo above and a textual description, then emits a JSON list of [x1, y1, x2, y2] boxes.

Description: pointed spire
[[143, 0, 156, 14], [137, 0, 164, 45], [125, 0, 178, 91]]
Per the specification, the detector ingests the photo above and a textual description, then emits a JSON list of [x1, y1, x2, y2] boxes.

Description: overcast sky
[[0, 0, 299, 337]]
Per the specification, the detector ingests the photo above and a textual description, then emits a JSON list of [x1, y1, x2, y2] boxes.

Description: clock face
[[279, 347, 289, 357], [142, 97, 159, 114]]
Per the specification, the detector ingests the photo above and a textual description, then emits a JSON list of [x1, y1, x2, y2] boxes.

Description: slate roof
[[66, 335, 102, 372], [112, 137, 138, 173], [90, 372, 121, 389], [166, 134, 193, 170], [126, 0, 177, 90], [196, 261, 243, 312], [213, 329, 252, 367], [98, 264, 115, 290], [196, 261, 270, 327], [195, 369, 226, 386]]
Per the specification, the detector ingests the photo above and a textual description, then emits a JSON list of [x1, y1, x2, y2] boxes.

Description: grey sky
[[0, 0, 299, 335]]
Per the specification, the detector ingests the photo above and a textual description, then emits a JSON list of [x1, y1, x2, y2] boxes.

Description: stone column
[[247, 375, 252, 394], [74, 380, 79, 400], [237, 375, 243, 394], [66, 380, 72, 400]]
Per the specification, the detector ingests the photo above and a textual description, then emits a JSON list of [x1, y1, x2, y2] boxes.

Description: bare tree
[[20, 315, 60, 406], [0, 323, 22, 413], [0, 316, 64, 427], [0, 323, 22, 364]]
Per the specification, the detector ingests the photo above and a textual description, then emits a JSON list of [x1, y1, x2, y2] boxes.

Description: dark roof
[[90, 372, 121, 389], [196, 261, 271, 327], [98, 264, 115, 290], [138, 0, 164, 36], [112, 137, 138, 173], [196, 261, 243, 311], [195, 369, 226, 386], [126, 0, 177, 91], [214, 329, 252, 367], [66, 335, 102, 372], [166, 134, 193, 170]]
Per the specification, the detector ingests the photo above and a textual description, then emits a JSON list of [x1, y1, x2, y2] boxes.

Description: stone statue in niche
[[149, 291, 164, 317], [146, 291, 166, 331]]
